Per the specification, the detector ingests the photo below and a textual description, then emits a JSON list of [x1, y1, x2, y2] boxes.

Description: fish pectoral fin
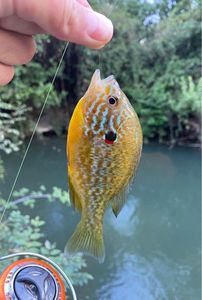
[[65, 219, 105, 263], [112, 188, 128, 218], [68, 175, 82, 212]]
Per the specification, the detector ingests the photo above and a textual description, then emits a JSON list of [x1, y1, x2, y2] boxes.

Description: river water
[[0, 138, 201, 300]]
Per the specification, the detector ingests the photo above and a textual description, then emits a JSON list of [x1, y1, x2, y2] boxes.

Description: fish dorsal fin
[[111, 187, 128, 217], [68, 173, 82, 212]]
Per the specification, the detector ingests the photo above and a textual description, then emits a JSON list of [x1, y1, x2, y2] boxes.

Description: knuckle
[[50, 0, 74, 39]]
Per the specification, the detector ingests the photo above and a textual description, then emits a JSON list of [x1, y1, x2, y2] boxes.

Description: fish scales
[[66, 69, 142, 262]]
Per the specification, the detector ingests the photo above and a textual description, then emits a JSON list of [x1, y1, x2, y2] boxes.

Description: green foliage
[[0, 97, 29, 181], [0, 99, 29, 153], [0, 187, 93, 286], [0, 35, 67, 143], [168, 76, 201, 143], [170, 77, 201, 113]]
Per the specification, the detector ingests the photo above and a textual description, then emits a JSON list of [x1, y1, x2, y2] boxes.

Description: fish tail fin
[[65, 218, 105, 263]]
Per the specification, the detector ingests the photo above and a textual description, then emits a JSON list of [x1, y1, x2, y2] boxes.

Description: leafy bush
[[0, 35, 67, 141], [0, 186, 93, 286], [0, 99, 29, 154], [168, 76, 201, 144]]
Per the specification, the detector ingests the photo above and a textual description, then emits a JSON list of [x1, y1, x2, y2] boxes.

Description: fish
[[66, 69, 142, 263]]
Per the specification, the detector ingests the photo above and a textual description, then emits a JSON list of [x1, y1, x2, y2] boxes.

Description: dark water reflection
[[0, 138, 201, 300]]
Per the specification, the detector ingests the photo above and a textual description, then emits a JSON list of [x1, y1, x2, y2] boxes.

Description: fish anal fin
[[65, 219, 105, 263], [112, 188, 127, 218], [68, 175, 82, 212]]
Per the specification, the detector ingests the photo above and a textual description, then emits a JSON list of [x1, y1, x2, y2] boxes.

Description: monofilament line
[[0, 42, 69, 224]]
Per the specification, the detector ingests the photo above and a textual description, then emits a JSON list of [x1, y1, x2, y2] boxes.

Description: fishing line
[[0, 41, 69, 225], [98, 0, 120, 73]]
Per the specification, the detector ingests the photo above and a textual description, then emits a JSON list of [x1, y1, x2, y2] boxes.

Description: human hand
[[0, 0, 113, 86]]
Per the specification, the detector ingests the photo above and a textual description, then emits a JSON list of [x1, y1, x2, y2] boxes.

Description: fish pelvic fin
[[65, 218, 105, 263]]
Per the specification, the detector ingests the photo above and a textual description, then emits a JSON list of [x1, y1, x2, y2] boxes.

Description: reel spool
[[0, 252, 77, 300]]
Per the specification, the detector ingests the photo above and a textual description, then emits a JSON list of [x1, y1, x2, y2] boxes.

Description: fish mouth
[[93, 69, 119, 87]]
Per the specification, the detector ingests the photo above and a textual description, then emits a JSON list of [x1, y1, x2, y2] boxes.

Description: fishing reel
[[0, 252, 77, 300]]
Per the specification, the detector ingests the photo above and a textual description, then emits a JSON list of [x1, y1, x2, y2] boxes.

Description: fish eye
[[104, 131, 117, 144], [108, 96, 118, 106]]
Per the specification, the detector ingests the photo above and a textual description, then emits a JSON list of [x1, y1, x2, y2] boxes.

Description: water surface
[[1, 138, 201, 300]]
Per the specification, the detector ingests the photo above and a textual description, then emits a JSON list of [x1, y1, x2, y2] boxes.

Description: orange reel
[[0, 258, 66, 299]]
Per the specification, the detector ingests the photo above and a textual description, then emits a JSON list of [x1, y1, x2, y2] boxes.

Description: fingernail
[[86, 12, 113, 41]]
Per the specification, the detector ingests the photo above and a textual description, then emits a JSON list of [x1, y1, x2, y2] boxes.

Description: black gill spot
[[105, 131, 117, 142]]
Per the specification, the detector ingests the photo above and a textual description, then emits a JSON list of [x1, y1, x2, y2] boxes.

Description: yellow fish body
[[66, 70, 142, 263]]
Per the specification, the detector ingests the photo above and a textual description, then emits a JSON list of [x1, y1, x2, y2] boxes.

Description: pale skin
[[0, 0, 113, 86]]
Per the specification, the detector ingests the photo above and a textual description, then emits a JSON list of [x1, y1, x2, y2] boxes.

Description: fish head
[[83, 69, 135, 144]]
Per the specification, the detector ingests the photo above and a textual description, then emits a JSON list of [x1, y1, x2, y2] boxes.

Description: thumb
[[15, 0, 113, 48]]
